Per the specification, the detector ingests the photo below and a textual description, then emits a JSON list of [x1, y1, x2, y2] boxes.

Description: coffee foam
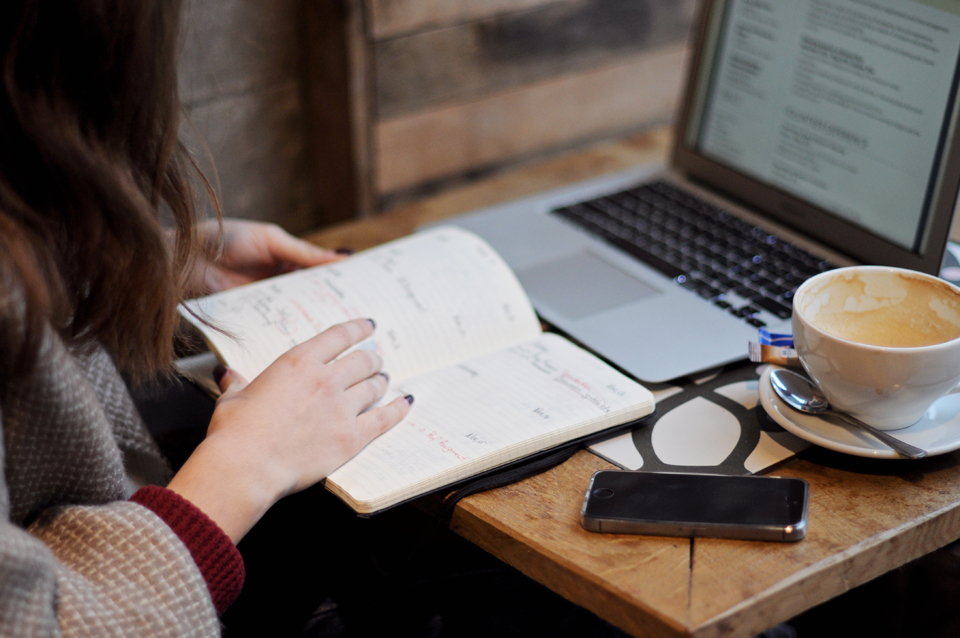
[[797, 270, 960, 347]]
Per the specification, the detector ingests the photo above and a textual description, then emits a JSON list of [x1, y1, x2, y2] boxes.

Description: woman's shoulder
[[0, 226, 61, 382], [0, 250, 31, 371]]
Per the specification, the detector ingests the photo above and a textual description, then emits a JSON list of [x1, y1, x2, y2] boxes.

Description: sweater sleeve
[[130, 485, 245, 613], [25, 502, 222, 636], [0, 314, 225, 635]]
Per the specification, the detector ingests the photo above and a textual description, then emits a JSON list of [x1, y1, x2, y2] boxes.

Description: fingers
[[214, 365, 249, 397], [261, 224, 341, 268], [203, 264, 256, 293], [206, 220, 347, 290], [343, 371, 390, 413], [296, 318, 376, 364], [356, 395, 413, 442], [333, 349, 384, 389]]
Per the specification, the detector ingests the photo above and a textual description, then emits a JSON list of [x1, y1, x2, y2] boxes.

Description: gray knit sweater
[[0, 322, 220, 636]]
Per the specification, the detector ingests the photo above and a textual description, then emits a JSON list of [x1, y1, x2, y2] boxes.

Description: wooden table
[[306, 128, 960, 638]]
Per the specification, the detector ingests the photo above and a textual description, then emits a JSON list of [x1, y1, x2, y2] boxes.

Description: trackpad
[[517, 252, 662, 320]]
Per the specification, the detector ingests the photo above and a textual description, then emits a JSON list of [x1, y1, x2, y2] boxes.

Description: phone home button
[[593, 488, 615, 499]]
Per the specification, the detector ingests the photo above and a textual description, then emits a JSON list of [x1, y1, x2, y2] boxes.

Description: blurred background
[[178, 0, 697, 234]]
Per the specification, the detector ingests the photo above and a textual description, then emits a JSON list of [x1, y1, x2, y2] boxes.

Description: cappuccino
[[793, 266, 960, 429], [795, 270, 960, 348]]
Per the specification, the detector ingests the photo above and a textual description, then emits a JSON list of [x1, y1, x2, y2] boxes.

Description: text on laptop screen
[[694, 0, 960, 252]]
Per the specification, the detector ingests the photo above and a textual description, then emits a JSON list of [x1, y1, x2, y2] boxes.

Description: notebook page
[[180, 228, 541, 381], [326, 333, 655, 513]]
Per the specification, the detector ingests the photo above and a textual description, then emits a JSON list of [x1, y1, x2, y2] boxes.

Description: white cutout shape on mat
[[651, 397, 740, 466]]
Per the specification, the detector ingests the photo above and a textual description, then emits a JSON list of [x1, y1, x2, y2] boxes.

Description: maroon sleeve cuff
[[130, 485, 245, 614]]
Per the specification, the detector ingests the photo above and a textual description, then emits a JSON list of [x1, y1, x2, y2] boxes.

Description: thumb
[[263, 226, 341, 268], [213, 364, 249, 396]]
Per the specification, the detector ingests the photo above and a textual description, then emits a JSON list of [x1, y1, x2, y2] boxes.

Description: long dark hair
[[0, 0, 213, 383]]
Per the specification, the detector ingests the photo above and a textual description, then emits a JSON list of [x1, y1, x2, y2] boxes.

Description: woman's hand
[[166, 319, 412, 543], [193, 219, 343, 293]]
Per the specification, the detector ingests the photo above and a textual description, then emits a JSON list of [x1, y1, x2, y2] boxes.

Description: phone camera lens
[[593, 488, 614, 499]]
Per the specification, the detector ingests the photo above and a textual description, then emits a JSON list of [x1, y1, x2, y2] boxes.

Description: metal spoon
[[769, 368, 928, 459]]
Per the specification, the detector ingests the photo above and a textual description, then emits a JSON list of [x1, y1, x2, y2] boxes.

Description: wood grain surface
[[179, 0, 318, 232], [366, 0, 558, 40], [303, 0, 377, 224], [374, 0, 696, 118], [305, 127, 960, 637], [451, 450, 960, 638], [307, 126, 673, 249], [375, 43, 688, 194]]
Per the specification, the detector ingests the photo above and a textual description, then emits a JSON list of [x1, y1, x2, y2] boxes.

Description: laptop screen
[[680, 0, 960, 264]]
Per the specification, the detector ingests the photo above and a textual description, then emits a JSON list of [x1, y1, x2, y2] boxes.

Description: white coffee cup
[[792, 265, 960, 430]]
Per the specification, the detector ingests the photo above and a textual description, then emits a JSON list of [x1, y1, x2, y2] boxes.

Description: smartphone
[[581, 471, 809, 541]]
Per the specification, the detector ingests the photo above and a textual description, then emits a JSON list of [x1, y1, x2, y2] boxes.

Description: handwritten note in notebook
[[183, 228, 541, 382], [181, 228, 654, 514]]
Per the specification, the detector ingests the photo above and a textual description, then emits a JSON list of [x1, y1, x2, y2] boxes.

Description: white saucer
[[758, 366, 960, 459]]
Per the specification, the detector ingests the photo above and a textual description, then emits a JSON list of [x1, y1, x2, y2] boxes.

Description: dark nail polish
[[367, 318, 376, 330], [336, 247, 356, 256], [379, 371, 390, 383], [212, 364, 227, 385], [404, 394, 415, 406]]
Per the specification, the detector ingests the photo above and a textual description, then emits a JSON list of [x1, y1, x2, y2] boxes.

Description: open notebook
[[180, 227, 654, 514]]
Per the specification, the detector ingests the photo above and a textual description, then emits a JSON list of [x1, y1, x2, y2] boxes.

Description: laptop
[[449, 0, 960, 383]]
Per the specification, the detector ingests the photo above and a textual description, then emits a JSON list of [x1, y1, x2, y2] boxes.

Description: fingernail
[[379, 371, 390, 383], [367, 318, 376, 329], [212, 364, 227, 385], [404, 394, 415, 406], [336, 247, 356, 256]]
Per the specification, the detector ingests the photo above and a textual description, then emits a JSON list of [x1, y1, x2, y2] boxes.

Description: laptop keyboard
[[552, 181, 837, 328]]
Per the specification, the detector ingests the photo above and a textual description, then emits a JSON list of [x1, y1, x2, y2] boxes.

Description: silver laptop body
[[451, 0, 960, 383]]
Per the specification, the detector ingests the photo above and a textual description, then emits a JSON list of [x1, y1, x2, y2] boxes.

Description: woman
[[0, 1, 410, 634]]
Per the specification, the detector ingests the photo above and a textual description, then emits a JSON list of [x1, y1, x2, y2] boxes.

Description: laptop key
[[754, 297, 793, 319], [698, 285, 723, 299], [604, 236, 685, 279]]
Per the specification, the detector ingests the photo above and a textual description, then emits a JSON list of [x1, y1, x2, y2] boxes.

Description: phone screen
[[582, 471, 808, 540]]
